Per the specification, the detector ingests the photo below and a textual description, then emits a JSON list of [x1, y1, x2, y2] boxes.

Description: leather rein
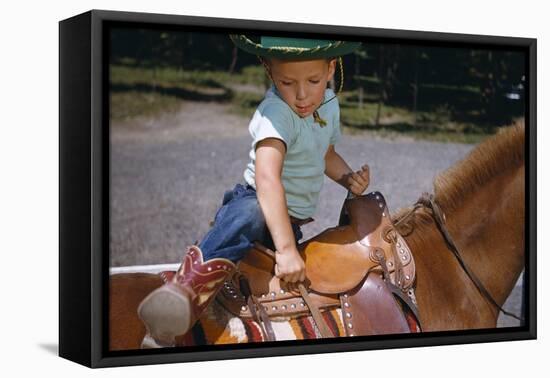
[[245, 242, 336, 340], [394, 192, 523, 322]]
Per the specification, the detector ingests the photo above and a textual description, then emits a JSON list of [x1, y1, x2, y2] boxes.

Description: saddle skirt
[[215, 191, 419, 331]]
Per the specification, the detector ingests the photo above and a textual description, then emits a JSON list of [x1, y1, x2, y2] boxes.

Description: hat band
[[236, 35, 344, 55]]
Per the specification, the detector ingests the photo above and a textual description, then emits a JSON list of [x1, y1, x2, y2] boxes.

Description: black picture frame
[[59, 9, 537, 368]]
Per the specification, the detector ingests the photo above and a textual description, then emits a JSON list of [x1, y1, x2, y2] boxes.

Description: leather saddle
[[215, 191, 422, 338]]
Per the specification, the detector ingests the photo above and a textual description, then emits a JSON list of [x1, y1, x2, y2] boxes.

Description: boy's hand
[[274, 247, 306, 284], [347, 164, 370, 196]]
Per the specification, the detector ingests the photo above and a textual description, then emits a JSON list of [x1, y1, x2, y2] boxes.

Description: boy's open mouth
[[296, 105, 312, 114]]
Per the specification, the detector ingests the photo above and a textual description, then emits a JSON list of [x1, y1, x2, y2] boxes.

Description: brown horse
[[109, 121, 525, 350], [393, 121, 525, 331]]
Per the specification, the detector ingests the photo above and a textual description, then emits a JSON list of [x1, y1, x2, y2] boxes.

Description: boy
[[138, 35, 370, 346]]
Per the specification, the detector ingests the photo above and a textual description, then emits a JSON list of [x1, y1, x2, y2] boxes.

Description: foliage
[[109, 28, 526, 141]]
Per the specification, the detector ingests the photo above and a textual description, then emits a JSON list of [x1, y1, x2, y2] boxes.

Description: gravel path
[[110, 100, 523, 327]]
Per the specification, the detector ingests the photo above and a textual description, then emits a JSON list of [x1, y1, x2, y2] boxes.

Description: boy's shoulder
[[260, 86, 283, 103], [320, 88, 340, 116], [324, 87, 336, 100], [256, 86, 295, 117]]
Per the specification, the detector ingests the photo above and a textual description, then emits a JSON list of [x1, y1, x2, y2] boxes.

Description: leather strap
[[298, 284, 334, 338], [385, 228, 405, 288], [375, 243, 422, 327], [384, 275, 422, 327], [238, 274, 276, 341], [253, 242, 334, 338]]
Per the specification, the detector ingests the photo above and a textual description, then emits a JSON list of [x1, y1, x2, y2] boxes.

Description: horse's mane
[[394, 120, 525, 231], [433, 119, 525, 214]]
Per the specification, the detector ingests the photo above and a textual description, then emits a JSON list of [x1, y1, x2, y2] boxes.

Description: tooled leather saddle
[[215, 191, 422, 339]]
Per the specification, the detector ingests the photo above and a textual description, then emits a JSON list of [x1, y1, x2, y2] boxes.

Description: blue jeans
[[199, 183, 303, 263]]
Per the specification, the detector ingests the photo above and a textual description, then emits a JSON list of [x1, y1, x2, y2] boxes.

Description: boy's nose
[[296, 84, 307, 100]]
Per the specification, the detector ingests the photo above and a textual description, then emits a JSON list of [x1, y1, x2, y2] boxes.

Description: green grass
[[342, 126, 490, 144], [110, 64, 265, 89], [340, 100, 412, 126], [110, 64, 268, 120], [109, 64, 501, 143], [338, 90, 493, 143], [110, 91, 183, 122]]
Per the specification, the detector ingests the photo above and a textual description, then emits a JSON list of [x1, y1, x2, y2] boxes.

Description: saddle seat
[[215, 191, 419, 334]]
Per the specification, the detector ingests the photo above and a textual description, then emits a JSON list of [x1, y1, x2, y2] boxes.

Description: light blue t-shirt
[[243, 85, 342, 219]]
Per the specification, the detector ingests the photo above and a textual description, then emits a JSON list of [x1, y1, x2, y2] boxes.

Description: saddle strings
[[392, 200, 425, 236]]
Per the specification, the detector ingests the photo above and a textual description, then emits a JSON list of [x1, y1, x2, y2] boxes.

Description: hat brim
[[229, 35, 361, 60]]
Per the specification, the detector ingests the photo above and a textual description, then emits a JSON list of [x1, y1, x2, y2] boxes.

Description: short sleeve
[[249, 101, 296, 150], [329, 98, 342, 145]]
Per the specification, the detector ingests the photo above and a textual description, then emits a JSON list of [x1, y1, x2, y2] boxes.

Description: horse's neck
[[405, 163, 524, 331], [443, 163, 525, 304]]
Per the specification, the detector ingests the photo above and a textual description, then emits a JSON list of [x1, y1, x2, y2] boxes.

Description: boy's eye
[[310, 80, 321, 84], [281, 81, 292, 86]]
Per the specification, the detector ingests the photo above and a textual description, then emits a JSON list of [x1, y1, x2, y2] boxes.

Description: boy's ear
[[327, 59, 337, 80]]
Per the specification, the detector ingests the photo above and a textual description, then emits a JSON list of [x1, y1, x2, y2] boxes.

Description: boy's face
[[266, 58, 336, 118]]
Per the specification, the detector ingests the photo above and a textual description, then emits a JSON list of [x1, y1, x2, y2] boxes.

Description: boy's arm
[[255, 138, 306, 284], [325, 144, 370, 195]]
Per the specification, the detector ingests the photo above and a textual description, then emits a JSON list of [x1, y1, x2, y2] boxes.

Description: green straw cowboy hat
[[229, 35, 361, 60]]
